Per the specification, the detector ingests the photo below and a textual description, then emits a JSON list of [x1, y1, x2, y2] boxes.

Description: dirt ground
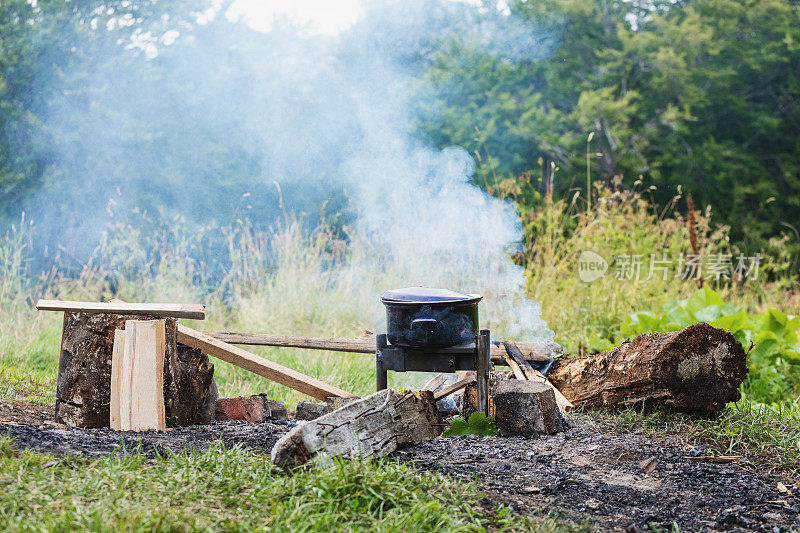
[[1, 401, 798, 532]]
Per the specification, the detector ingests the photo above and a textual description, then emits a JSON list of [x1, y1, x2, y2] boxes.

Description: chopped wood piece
[[295, 401, 327, 420], [119, 320, 166, 431], [326, 397, 360, 412], [272, 389, 441, 468], [215, 395, 288, 422], [421, 373, 449, 392], [211, 332, 560, 362], [109, 330, 124, 431], [37, 299, 206, 320], [547, 323, 748, 413], [501, 351, 527, 381], [493, 380, 565, 436], [433, 376, 476, 401], [502, 342, 573, 414], [177, 325, 356, 401], [639, 457, 658, 474]]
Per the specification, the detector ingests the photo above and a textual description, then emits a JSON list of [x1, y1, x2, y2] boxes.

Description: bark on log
[[547, 323, 748, 413], [55, 312, 216, 427], [272, 389, 442, 468]]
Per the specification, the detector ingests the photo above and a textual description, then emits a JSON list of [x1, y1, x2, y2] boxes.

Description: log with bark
[[272, 389, 442, 467], [55, 312, 216, 428], [547, 323, 748, 413]]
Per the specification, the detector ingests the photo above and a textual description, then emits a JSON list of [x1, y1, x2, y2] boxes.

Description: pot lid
[[380, 286, 482, 304]]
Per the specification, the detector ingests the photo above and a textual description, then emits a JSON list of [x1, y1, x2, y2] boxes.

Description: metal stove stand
[[375, 329, 490, 415]]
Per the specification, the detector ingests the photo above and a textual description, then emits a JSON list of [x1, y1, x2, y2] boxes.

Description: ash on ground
[[1, 402, 798, 532]]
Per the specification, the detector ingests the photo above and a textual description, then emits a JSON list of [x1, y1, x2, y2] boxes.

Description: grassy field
[[1, 184, 798, 530]]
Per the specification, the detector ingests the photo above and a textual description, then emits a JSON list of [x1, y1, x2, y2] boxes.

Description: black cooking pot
[[381, 287, 482, 348]]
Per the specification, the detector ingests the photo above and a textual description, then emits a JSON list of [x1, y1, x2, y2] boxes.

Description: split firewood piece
[[547, 323, 748, 413], [109, 329, 124, 431], [421, 373, 449, 392], [271, 389, 442, 468], [503, 342, 573, 414], [177, 325, 357, 401], [111, 320, 167, 431], [433, 376, 476, 401], [37, 299, 205, 320]]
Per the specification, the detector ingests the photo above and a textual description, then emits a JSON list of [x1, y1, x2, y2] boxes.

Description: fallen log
[[271, 389, 441, 467], [547, 323, 748, 413], [210, 332, 561, 362]]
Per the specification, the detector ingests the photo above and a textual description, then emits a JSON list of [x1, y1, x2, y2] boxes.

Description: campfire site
[[1, 1, 799, 532]]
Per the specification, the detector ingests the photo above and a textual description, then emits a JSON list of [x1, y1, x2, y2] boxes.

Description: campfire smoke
[[14, 1, 553, 342]]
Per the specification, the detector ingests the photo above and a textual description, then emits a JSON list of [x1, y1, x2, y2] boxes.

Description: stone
[[295, 401, 327, 420], [493, 380, 565, 437], [215, 395, 288, 423]]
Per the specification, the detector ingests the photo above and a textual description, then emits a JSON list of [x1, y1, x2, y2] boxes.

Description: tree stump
[[493, 380, 565, 436], [55, 311, 216, 427], [547, 323, 748, 413]]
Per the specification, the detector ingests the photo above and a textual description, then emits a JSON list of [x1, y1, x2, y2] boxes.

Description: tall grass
[[0, 183, 795, 406], [513, 179, 795, 353]]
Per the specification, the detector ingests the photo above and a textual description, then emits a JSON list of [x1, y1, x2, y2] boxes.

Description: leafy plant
[[442, 412, 497, 437], [621, 287, 800, 404]]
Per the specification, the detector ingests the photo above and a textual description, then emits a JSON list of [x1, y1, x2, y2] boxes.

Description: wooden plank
[[504, 341, 573, 414], [421, 373, 448, 392], [110, 329, 124, 431], [210, 332, 559, 362], [212, 333, 375, 353], [126, 320, 166, 431], [177, 325, 357, 401], [36, 299, 205, 320], [433, 376, 476, 401]]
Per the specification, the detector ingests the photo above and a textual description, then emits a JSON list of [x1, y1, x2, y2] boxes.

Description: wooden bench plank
[[36, 299, 205, 320], [177, 325, 357, 401]]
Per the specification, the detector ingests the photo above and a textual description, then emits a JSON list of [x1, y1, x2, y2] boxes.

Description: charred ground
[[1, 401, 797, 532]]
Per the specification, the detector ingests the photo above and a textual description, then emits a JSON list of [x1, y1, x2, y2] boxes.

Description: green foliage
[[621, 287, 800, 404], [443, 412, 498, 437], [420, 0, 800, 255]]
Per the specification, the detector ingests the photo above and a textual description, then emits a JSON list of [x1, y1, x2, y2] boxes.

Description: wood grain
[[37, 299, 205, 320]]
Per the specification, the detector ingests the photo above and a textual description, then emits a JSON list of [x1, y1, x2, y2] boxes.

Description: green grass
[[0, 436, 583, 532], [581, 400, 800, 471]]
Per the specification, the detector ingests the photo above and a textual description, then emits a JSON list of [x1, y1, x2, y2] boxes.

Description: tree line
[[1, 0, 798, 264]]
